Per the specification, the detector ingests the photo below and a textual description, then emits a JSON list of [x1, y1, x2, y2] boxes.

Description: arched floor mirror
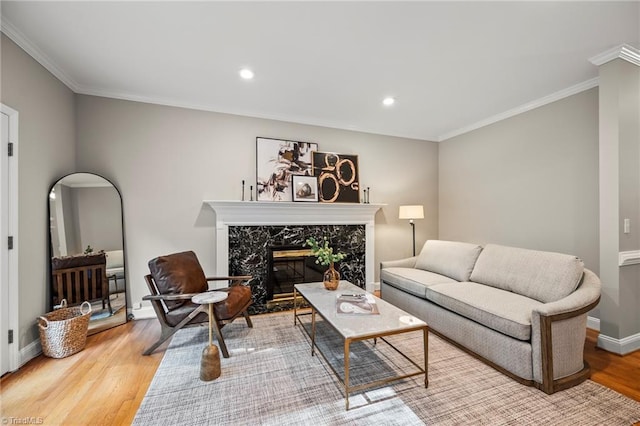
[[48, 173, 127, 335]]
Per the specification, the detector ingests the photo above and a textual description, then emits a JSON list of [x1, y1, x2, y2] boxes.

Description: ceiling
[[2, 1, 639, 142]]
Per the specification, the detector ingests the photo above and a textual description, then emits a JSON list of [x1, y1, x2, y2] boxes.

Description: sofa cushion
[[414, 240, 483, 282], [469, 244, 584, 303], [381, 267, 457, 299], [427, 282, 543, 341]]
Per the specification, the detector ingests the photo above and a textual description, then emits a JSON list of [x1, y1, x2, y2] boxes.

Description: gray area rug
[[134, 312, 640, 425]]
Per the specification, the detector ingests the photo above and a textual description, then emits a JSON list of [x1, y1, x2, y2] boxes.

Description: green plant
[[305, 237, 346, 266], [84, 245, 93, 255]]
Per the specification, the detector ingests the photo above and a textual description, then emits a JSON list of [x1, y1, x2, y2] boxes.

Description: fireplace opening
[[228, 224, 365, 314], [267, 245, 325, 303]]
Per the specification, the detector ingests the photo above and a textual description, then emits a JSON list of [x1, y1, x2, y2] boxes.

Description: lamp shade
[[399, 205, 424, 220]]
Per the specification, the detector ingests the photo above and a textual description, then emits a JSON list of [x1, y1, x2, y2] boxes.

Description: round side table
[[192, 291, 228, 381]]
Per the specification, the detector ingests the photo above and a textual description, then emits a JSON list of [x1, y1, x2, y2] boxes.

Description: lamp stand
[[410, 220, 416, 256]]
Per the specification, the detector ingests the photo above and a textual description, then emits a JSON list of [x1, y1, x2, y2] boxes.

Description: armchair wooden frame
[[142, 275, 253, 357]]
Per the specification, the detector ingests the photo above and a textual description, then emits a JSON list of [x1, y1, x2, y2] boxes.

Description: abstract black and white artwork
[[256, 137, 318, 201]]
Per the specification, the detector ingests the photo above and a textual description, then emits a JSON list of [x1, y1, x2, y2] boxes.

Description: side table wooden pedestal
[[192, 291, 229, 381]]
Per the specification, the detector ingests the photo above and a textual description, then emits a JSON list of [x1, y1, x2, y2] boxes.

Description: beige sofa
[[380, 240, 601, 394]]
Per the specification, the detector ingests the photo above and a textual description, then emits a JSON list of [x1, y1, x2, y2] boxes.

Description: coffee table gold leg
[[423, 327, 429, 388], [311, 308, 316, 356], [293, 288, 297, 325], [345, 338, 351, 410]]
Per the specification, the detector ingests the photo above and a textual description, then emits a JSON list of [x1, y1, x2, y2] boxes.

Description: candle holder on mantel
[[362, 186, 371, 204]]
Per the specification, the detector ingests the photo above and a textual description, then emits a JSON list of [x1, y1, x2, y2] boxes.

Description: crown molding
[[589, 43, 640, 67], [438, 77, 599, 142], [0, 18, 80, 92], [75, 85, 439, 143]]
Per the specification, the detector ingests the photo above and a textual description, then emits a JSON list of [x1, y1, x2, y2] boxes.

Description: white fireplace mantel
[[204, 200, 384, 291]]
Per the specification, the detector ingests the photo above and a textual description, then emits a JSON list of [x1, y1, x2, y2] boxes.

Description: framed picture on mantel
[[292, 175, 318, 202], [312, 151, 360, 203], [256, 137, 318, 202]]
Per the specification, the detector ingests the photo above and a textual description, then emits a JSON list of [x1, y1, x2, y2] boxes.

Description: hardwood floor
[[1, 319, 638, 425], [0, 320, 164, 425], [584, 328, 640, 402]]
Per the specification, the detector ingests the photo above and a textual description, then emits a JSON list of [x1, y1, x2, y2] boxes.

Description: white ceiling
[[2, 1, 639, 142]]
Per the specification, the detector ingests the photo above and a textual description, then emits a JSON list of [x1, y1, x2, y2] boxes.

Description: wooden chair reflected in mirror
[[142, 251, 253, 357], [51, 252, 112, 314]]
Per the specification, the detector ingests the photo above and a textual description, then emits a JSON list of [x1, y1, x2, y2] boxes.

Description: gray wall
[[72, 186, 123, 254], [0, 34, 76, 349], [74, 95, 439, 309], [439, 89, 600, 275], [597, 58, 640, 343]]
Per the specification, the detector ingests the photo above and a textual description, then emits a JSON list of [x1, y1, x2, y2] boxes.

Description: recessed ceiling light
[[382, 97, 395, 106], [239, 68, 254, 80]]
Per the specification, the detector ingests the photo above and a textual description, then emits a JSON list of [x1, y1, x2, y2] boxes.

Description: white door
[[1, 111, 10, 376]]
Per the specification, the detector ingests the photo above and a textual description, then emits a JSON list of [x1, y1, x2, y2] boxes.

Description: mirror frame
[[47, 172, 128, 334]]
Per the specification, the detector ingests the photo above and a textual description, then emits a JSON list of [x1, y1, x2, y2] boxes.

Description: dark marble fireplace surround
[[229, 225, 365, 314]]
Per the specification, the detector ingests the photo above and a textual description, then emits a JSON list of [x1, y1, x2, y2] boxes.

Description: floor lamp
[[399, 205, 424, 256]]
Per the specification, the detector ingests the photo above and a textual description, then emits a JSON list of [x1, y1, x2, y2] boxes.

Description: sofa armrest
[[530, 269, 601, 393], [533, 269, 601, 318], [380, 256, 417, 270]]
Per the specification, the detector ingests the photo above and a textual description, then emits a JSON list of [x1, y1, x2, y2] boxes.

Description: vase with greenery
[[305, 237, 346, 290]]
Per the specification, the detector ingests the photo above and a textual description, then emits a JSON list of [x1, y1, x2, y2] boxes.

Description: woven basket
[[38, 300, 92, 359]]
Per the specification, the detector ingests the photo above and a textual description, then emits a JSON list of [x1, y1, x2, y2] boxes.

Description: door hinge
[[8, 142, 13, 157], [8, 236, 13, 250], [8, 329, 13, 344]]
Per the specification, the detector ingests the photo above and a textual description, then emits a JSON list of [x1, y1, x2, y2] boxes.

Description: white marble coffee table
[[293, 281, 428, 410]]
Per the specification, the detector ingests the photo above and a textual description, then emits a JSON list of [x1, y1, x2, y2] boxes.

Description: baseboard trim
[[129, 305, 156, 320], [597, 331, 640, 355], [587, 316, 600, 331], [19, 339, 42, 368]]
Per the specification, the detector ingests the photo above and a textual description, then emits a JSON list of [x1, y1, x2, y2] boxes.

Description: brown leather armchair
[[142, 251, 253, 357]]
